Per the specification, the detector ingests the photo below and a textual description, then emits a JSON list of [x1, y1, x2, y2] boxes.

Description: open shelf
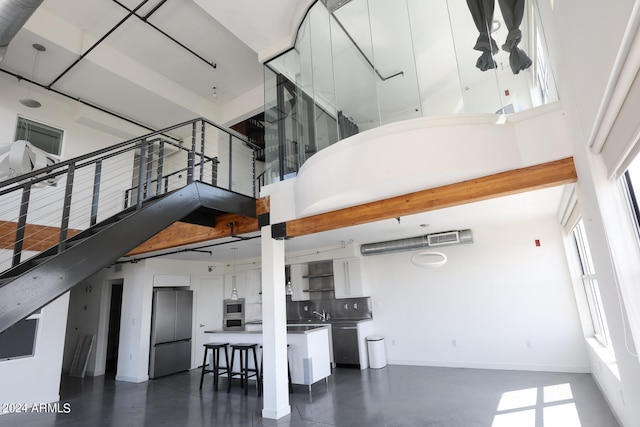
[[303, 273, 334, 279]]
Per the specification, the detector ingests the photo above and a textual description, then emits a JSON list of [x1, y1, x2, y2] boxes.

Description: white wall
[[366, 218, 588, 372], [72, 258, 230, 382], [0, 74, 140, 241], [62, 279, 105, 375], [0, 293, 70, 414], [0, 75, 146, 157], [536, 0, 640, 425]]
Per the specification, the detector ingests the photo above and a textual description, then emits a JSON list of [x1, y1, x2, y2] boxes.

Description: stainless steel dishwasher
[[331, 323, 359, 367]]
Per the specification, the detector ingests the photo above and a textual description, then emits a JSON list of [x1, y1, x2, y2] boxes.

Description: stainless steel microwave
[[223, 298, 245, 319], [223, 318, 245, 331]]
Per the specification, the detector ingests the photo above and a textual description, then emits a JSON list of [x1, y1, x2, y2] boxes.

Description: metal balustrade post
[[252, 150, 257, 198], [187, 122, 196, 184], [12, 184, 32, 267], [90, 159, 102, 226], [228, 133, 233, 191], [59, 163, 76, 253], [212, 158, 218, 187], [156, 141, 165, 196], [137, 139, 148, 210], [145, 143, 154, 197], [200, 120, 206, 182]]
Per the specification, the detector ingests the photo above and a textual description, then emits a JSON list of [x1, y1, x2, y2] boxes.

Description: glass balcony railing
[[264, 0, 558, 184]]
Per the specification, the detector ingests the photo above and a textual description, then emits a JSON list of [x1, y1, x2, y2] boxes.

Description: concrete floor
[[0, 365, 619, 426]]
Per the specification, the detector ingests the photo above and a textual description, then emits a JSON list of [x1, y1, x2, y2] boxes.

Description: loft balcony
[[263, 0, 558, 185]]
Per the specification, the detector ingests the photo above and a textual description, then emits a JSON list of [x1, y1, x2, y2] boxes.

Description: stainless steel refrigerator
[[149, 289, 193, 379]]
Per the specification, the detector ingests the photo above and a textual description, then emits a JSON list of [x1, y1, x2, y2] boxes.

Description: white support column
[[261, 225, 290, 419]]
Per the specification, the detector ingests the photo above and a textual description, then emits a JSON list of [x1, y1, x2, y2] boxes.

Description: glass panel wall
[[263, 0, 558, 184], [309, 4, 338, 153], [368, 0, 422, 125]]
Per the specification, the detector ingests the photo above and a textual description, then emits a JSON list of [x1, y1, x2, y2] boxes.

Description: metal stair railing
[[0, 117, 261, 273]]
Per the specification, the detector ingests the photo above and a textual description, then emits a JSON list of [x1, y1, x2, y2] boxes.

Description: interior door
[[194, 277, 223, 368]]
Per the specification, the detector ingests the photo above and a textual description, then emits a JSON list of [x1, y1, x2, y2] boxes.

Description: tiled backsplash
[[286, 296, 372, 321]]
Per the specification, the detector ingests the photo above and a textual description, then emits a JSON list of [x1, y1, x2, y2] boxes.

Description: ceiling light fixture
[[230, 247, 238, 300], [19, 43, 46, 108], [411, 251, 447, 268]]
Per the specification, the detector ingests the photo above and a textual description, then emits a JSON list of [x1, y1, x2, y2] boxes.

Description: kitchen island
[[205, 325, 331, 388]]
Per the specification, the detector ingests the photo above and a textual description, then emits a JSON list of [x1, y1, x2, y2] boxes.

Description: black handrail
[[0, 117, 260, 268], [0, 117, 258, 193]]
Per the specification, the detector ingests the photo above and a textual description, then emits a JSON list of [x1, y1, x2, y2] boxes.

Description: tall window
[[572, 219, 610, 347], [14, 116, 64, 156], [622, 160, 640, 241]]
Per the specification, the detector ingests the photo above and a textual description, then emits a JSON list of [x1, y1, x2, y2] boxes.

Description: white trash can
[[366, 335, 387, 369]]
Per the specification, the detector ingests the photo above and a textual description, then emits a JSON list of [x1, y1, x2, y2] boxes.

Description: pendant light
[[19, 43, 46, 108], [230, 247, 238, 300]]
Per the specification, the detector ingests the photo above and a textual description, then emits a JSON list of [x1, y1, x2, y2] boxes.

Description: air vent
[[427, 231, 460, 247], [360, 229, 473, 256]]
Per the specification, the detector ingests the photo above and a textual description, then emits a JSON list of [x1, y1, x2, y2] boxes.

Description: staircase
[[0, 118, 261, 333]]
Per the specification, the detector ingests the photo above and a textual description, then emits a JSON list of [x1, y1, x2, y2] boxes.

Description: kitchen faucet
[[312, 309, 329, 322]]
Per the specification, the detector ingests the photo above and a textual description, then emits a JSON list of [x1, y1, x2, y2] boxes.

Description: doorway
[[105, 282, 123, 376]]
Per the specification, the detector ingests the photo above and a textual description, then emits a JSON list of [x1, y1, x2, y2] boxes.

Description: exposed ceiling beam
[[126, 157, 577, 256], [0, 159, 576, 258], [0, 222, 81, 252], [125, 212, 260, 256], [274, 157, 577, 239]]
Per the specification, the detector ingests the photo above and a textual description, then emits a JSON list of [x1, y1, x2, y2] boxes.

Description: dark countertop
[[287, 318, 373, 325], [204, 324, 330, 334]]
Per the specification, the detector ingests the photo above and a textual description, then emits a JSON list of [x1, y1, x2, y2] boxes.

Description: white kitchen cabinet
[[245, 270, 262, 304], [333, 258, 369, 299], [289, 264, 309, 301], [223, 272, 246, 300]]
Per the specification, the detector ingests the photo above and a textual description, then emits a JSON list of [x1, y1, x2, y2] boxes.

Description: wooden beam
[[125, 212, 260, 256], [0, 222, 81, 252], [282, 157, 577, 238], [127, 197, 269, 256], [1, 158, 575, 257], [0, 199, 268, 257]]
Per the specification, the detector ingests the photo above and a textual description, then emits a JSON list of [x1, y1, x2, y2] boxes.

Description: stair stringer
[[0, 182, 256, 333]]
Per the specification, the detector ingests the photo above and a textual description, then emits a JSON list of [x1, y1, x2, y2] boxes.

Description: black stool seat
[[199, 342, 229, 391], [228, 343, 261, 395]]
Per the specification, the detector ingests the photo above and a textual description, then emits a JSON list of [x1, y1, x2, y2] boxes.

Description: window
[[572, 219, 610, 347], [0, 318, 38, 360], [622, 159, 640, 241], [14, 116, 63, 156]]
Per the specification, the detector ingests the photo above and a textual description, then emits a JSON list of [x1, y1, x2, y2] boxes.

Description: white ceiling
[[1, 0, 265, 130], [0, 0, 568, 264]]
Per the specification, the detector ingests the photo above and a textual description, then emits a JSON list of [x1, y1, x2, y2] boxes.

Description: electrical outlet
[[452, 339, 457, 347], [391, 339, 396, 346], [526, 340, 532, 348]]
